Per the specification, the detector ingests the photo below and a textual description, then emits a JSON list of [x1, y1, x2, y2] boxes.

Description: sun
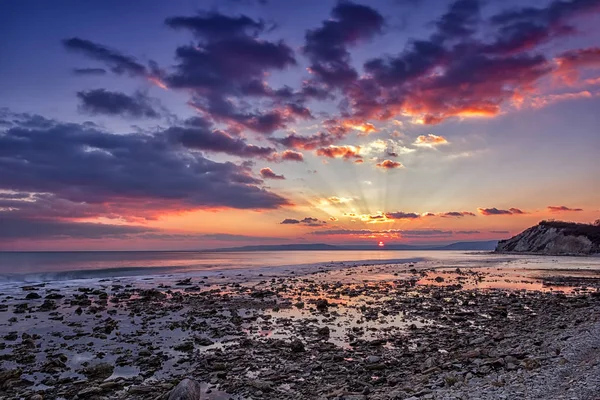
[[378, 241, 385, 247]]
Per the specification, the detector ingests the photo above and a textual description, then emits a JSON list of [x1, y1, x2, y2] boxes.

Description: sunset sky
[[1, 0, 599, 250]]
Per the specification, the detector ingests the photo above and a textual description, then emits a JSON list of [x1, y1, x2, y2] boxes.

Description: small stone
[[83, 362, 114, 380], [290, 338, 305, 353], [77, 386, 102, 396], [26, 292, 41, 300], [316, 298, 329, 311]]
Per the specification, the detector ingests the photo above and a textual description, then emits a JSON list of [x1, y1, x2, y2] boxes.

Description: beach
[[1, 252, 600, 399]]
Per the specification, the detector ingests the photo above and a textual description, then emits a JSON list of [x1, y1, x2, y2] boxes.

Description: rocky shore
[[1, 261, 600, 399]]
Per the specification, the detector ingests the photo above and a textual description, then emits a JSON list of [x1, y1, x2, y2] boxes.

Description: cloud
[[72, 67, 107, 75], [272, 131, 338, 150], [167, 123, 275, 159], [455, 230, 480, 234], [555, 47, 600, 83], [325, 196, 353, 204], [441, 211, 476, 217], [547, 205, 583, 212], [304, 1, 384, 87], [341, 0, 600, 125], [163, 11, 299, 134], [260, 167, 285, 180], [414, 134, 449, 146], [315, 145, 361, 160], [63, 37, 150, 77], [478, 207, 525, 215], [199, 233, 285, 242], [280, 217, 326, 226], [385, 211, 420, 219], [490, 230, 510, 234], [77, 89, 161, 119], [530, 90, 593, 108], [280, 218, 300, 224], [309, 228, 453, 237], [165, 12, 265, 41], [0, 216, 155, 240], [0, 112, 289, 224], [280, 150, 304, 162], [376, 160, 403, 169]]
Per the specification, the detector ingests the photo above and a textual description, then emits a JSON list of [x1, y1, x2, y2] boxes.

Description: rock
[[83, 363, 114, 380], [317, 326, 330, 336], [29, 395, 43, 400], [77, 386, 102, 396], [174, 341, 195, 352], [366, 355, 381, 364], [435, 276, 445, 283], [168, 378, 202, 400], [25, 292, 41, 300], [194, 337, 214, 346], [316, 298, 329, 311], [290, 338, 305, 353], [469, 336, 486, 345]]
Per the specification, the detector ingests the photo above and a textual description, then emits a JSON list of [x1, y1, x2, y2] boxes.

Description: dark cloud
[[0, 113, 289, 223], [0, 216, 154, 240], [199, 233, 286, 242], [304, 1, 384, 87], [191, 96, 296, 135], [260, 167, 285, 180], [486, 0, 600, 55], [477, 207, 525, 215], [385, 211, 420, 219], [434, 0, 480, 40], [490, 230, 510, 234], [165, 12, 265, 41], [455, 230, 480, 234], [280, 217, 326, 226], [272, 131, 339, 150], [547, 205, 584, 212], [77, 89, 161, 119], [441, 211, 476, 217], [309, 228, 453, 237], [72, 67, 107, 75], [63, 37, 149, 77], [164, 11, 296, 103], [166, 124, 275, 159]]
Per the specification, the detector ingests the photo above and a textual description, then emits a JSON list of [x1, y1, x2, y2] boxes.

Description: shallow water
[[2, 249, 599, 284]]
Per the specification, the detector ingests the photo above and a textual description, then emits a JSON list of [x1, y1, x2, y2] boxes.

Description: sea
[[1, 250, 599, 284]]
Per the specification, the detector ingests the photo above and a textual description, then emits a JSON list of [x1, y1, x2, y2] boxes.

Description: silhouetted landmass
[[210, 240, 499, 252], [496, 221, 600, 255]]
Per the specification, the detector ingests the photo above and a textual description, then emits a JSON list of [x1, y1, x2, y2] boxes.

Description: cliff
[[495, 220, 600, 255]]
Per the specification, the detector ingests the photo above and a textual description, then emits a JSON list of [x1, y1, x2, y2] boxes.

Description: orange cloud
[[259, 167, 285, 180], [376, 160, 403, 169], [530, 91, 593, 108], [555, 47, 600, 84], [343, 121, 377, 135], [315, 145, 361, 160], [478, 207, 526, 216], [414, 134, 448, 146], [547, 205, 583, 212]]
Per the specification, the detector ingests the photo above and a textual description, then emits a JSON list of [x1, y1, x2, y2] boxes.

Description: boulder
[[168, 378, 202, 400]]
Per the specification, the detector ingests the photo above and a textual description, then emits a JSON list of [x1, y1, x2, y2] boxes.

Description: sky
[[0, 0, 599, 251]]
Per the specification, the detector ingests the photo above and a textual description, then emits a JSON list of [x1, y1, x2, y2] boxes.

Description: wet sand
[[1, 257, 600, 399]]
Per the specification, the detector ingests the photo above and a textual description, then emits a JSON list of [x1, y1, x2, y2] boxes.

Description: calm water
[[1, 250, 598, 283]]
